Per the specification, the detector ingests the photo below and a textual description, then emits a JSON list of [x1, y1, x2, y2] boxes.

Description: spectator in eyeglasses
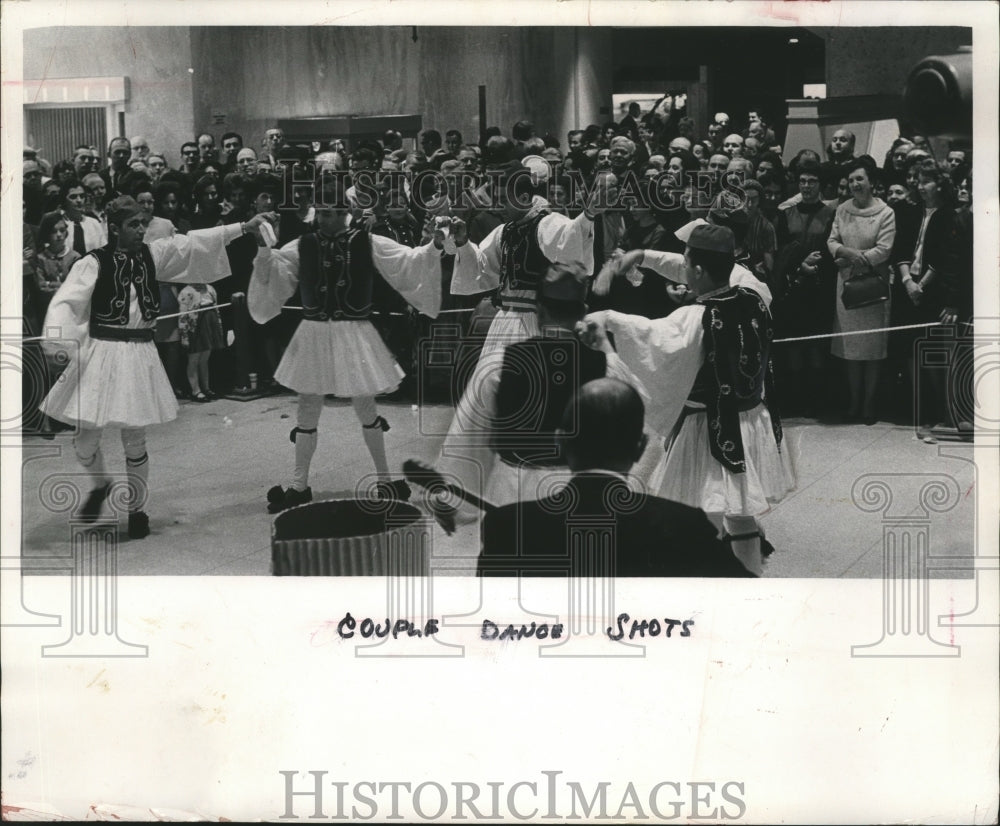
[[261, 127, 286, 171], [179, 141, 201, 176], [236, 147, 259, 178]]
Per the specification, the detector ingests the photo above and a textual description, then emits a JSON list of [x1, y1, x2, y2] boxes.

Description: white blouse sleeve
[[369, 234, 445, 319], [147, 223, 244, 284], [603, 306, 706, 436], [636, 250, 688, 283], [40, 255, 98, 357], [248, 239, 301, 324], [450, 223, 501, 296], [536, 211, 595, 272]]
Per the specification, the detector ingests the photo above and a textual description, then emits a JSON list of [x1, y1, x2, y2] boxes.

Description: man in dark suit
[[99, 137, 138, 197], [618, 102, 641, 144], [478, 378, 755, 577]]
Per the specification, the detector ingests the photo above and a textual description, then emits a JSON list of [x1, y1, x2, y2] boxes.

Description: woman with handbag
[[827, 158, 896, 425]]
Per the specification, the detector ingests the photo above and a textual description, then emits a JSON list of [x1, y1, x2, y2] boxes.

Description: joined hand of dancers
[[591, 249, 643, 296], [591, 248, 690, 305], [431, 216, 468, 252], [574, 312, 614, 355], [244, 211, 280, 245]]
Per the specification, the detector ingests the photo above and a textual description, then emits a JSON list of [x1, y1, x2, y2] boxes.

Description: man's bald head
[[559, 378, 647, 473], [722, 134, 744, 158], [830, 129, 855, 159]]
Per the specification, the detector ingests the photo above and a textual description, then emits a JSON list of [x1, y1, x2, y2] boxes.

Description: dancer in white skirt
[[248, 178, 478, 513], [39, 195, 275, 537], [436, 166, 612, 505], [582, 224, 796, 575]]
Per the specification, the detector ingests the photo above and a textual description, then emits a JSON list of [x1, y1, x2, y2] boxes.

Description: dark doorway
[[612, 27, 825, 144]]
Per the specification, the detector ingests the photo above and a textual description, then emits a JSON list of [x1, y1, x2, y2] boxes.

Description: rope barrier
[[19, 314, 973, 345], [279, 305, 475, 317], [21, 301, 975, 344], [773, 321, 945, 344], [157, 301, 233, 322]]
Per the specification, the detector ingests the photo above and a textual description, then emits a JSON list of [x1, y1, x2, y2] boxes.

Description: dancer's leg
[[120, 426, 152, 538], [74, 427, 109, 520], [352, 396, 390, 480], [291, 393, 323, 492], [723, 514, 764, 576]]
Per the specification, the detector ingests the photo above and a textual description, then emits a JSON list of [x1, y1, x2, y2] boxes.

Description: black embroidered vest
[[297, 229, 377, 321], [692, 286, 782, 473], [89, 244, 160, 326], [498, 212, 552, 296]]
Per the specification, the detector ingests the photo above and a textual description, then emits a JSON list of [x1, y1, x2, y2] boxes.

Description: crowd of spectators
[[22, 94, 973, 431]]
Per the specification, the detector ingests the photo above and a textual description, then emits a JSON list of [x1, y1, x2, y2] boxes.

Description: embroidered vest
[[692, 286, 782, 473], [297, 229, 377, 321], [498, 212, 552, 299], [89, 244, 159, 326]]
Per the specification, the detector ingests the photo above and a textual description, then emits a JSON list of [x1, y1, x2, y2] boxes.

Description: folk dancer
[[248, 177, 478, 512], [584, 223, 796, 574], [436, 166, 612, 506], [40, 195, 274, 537]]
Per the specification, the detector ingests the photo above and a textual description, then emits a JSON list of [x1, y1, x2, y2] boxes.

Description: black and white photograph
[[2, 1, 997, 822]]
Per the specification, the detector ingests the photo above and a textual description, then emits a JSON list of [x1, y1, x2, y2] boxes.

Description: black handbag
[[841, 268, 890, 310]]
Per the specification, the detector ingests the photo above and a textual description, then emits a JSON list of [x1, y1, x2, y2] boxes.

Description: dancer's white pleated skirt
[[274, 319, 404, 397], [40, 338, 178, 429], [651, 405, 798, 517], [476, 308, 541, 359]]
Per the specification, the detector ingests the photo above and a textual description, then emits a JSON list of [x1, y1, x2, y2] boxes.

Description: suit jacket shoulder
[[479, 479, 753, 577]]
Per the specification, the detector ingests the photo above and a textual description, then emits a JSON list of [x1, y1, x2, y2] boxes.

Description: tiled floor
[[18, 393, 978, 577]]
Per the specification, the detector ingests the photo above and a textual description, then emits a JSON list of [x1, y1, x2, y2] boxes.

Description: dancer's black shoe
[[267, 486, 312, 514]]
